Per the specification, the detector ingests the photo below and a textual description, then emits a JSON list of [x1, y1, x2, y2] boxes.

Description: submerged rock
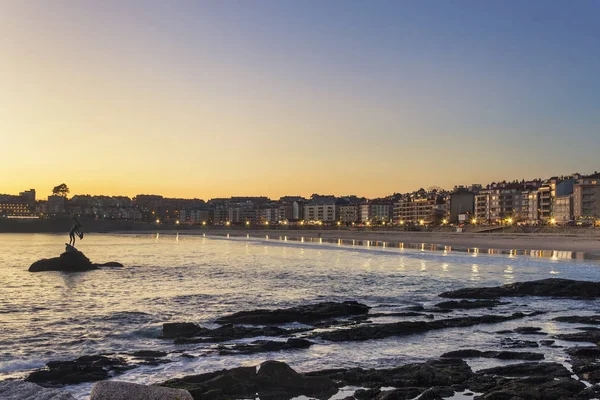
[[0, 380, 75, 400], [553, 315, 600, 325], [173, 324, 295, 344], [439, 278, 600, 299], [29, 248, 123, 272], [218, 338, 313, 355], [161, 360, 337, 400], [441, 349, 544, 361], [90, 381, 192, 400], [27, 355, 132, 385], [313, 312, 535, 342], [215, 301, 370, 325], [434, 300, 508, 310]]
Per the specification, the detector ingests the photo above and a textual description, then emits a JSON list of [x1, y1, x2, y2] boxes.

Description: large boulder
[[29, 249, 97, 272], [216, 301, 370, 325], [0, 381, 75, 400], [29, 247, 123, 272], [439, 278, 600, 299], [90, 381, 192, 400]]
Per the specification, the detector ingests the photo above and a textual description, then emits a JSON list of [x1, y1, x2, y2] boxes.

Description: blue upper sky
[[1, 1, 599, 197]]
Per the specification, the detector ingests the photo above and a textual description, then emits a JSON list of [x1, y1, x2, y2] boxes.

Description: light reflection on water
[[1, 233, 600, 399]]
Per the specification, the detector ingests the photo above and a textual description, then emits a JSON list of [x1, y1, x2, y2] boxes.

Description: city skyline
[[2, 1, 599, 198]]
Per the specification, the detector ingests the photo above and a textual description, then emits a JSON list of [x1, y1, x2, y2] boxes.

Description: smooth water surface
[[1, 233, 600, 399]]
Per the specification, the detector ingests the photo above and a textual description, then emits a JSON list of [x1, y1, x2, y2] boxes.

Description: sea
[[1, 232, 600, 399]]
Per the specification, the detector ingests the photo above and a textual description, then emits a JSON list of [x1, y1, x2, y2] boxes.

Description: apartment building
[[573, 173, 600, 220], [393, 198, 437, 224]]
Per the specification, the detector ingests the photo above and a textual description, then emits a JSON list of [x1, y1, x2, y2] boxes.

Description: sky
[[1, 1, 599, 199]]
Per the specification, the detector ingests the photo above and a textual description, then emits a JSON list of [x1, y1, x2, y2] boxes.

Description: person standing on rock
[[68, 216, 84, 247]]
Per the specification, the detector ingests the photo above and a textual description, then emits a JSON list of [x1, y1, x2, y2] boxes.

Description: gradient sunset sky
[[1, 1, 599, 199]]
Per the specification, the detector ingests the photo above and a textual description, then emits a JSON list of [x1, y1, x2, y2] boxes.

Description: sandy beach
[[192, 228, 600, 256]]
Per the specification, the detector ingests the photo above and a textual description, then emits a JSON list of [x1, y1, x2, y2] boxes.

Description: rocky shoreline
[[5, 278, 600, 399]]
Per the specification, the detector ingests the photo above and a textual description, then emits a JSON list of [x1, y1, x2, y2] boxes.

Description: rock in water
[[216, 301, 370, 324], [29, 250, 97, 272], [439, 278, 600, 299], [0, 380, 75, 400], [29, 249, 123, 272], [90, 381, 193, 400]]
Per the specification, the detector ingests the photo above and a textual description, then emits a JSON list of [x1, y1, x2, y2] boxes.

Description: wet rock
[[440, 278, 600, 299], [218, 338, 313, 355], [376, 387, 424, 399], [174, 324, 293, 344], [418, 386, 455, 399], [161, 322, 210, 339], [514, 327, 546, 335], [128, 350, 170, 366], [434, 300, 508, 310], [90, 381, 192, 400], [553, 315, 600, 325], [368, 312, 425, 318], [313, 313, 534, 342], [566, 347, 600, 384], [95, 261, 124, 268], [27, 355, 132, 385], [306, 359, 474, 389], [539, 340, 556, 346], [500, 338, 539, 348], [0, 380, 76, 399], [473, 377, 586, 400], [355, 388, 382, 399], [29, 250, 97, 272], [555, 330, 600, 343], [216, 301, 370, 325], [477, 362, 571, 378], [441, 350, 544, 361], [161, 360, 337, 400]]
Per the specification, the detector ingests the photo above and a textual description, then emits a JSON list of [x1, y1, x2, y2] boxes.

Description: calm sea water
[[1, 233, 600, 399]]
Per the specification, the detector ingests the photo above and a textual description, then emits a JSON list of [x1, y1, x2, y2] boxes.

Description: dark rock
[[94, 261, 124, 268], [514, 327, 546, 335], [553, 315, 600, 325], [539, 340, 556, 346], [313, 313, 535, 342], [27, 355, 131, 385], [306, 359, 474, 389], [218, 338, 313, 355], [418, 386, 455, 399], [130, 350, 167, 358], [442, 350, 543, 361], [376, 387, 424, 399], [565, 347, 600, 384], [368, 312, 425, 318], [440, 278, 600, 299], [495, 330, 513, 334], [161, 322, 210, 339], [478, 362, 571, 378], [161, 360, 337, 400], [434, 300, 508, 310], [355, 388, 382, 399], [216, 301, 370, 325], [500, 338, 539, 348], [29, 250, 97, 272], [174, 324, 293, 344], [555, 330, 600, 343]]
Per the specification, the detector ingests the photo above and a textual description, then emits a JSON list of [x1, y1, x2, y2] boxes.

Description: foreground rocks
[[27, 355, 132, 385], [312, 312, 539, 342], [0, 380, 75, 400], [441, 349, 544, 360], [161, 360, 337, 400], [162, 359, 594, 400], [440, 278, 600, 299], [165, 323, 299, 344], [215, 301, 370, 325], [29, 247, 123, 272], [90, 381, 192, 400]]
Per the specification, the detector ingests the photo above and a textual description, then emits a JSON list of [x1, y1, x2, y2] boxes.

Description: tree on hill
[[52, 183, 70, 197]]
